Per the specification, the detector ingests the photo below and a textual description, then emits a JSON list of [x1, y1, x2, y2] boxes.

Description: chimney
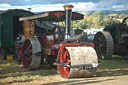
[[63, 4, 74, 40]]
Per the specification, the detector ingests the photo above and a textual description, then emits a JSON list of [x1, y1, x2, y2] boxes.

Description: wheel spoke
[[100, 35, 104, 42], [102, 48, 106, 53], [102, 49, 107, 56], [94, 41, 100, 45], [101, 38, 106, 43], [102, 44, 107, 47], [22, 40, 32, 69], [93, 32, 113, 59], [57, 49, 70, 78]]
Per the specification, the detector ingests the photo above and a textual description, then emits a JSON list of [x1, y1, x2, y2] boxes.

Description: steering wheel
[[122, 17, 128, 33], [122, 17, 128, 26]]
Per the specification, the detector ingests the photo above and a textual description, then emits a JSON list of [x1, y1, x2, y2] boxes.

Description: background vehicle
[[93, 17, 128, 60]]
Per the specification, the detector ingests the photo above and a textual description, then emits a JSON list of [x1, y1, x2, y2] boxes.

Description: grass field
[[0, 55, 128, 85], [97, 55, 128, 77], [0, 57, 58, 85]]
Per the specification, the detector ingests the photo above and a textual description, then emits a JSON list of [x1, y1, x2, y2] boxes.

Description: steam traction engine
[[20, 5, 98, 78], [93, 17, 128, 59]]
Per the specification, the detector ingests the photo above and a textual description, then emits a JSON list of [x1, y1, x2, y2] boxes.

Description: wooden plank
[[23, 20, 35, 38], [19, 13, 48, 21]]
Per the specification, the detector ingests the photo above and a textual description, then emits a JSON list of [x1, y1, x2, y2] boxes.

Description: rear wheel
[[22, 38, 41, 70], [1, 49, 7, 60], [22, 40, 32, 69], [93, 31, 114, 59]]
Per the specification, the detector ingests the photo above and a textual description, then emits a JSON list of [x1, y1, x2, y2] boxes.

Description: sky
[[0, 0, 128, 13]]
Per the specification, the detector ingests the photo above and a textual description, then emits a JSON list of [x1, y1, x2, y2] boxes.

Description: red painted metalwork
[[39, 29, 60, 56], [32, 11, 84, 21], [40, 32, 55, 46], [58, 42, 94, 78], [22, 40, 32, 69], [57, 50, 70, 78], [15, 43, 23, 64], [47, 11, 84, 19], [59, 43, 94, 60]]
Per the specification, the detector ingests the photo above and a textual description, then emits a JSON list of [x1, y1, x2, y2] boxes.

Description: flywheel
[[57, 46, 98, 78], [93, 31, 114, 59], [22, 38, 41, 70]]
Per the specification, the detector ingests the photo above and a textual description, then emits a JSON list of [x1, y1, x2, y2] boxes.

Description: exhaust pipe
[[63, 4, 74, 40]]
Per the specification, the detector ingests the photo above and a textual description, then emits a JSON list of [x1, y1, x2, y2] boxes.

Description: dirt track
[[42, 75, 128, 85], [4, 75, 128, 85]]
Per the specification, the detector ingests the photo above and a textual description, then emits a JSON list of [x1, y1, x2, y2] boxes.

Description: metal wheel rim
[[57, 49, 71, 78], [22, 40, 32, 69], [93, 31, 113, 59], [93, 32, 106, 58]]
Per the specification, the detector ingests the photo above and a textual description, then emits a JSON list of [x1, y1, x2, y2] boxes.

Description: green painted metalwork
[[0, 9, 33, 48]]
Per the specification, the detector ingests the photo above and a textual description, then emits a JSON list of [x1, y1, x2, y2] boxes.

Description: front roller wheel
[[57, 46, 98, 78], [22, 38, 41, 70], [57, 50, 70, 78], [93, 31, 114, 59]]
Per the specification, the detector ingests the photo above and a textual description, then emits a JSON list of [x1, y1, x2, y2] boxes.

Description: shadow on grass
[[0, 61, 58, 84], [0, 79, 33, 85], [97, 55, 128, 77], [42, 78, 115, 85], [96, 69, 128, 77], [0, 59, 58, 81], [0, 65, 58, 77]]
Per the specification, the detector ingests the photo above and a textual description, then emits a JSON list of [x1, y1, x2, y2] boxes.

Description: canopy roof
[[19, 11, 84, 22], [0, 9, 33, 15]]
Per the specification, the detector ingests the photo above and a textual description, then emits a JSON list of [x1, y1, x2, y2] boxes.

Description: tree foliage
[[109, 13, 118, 18], [73, 11, 126, 29], [118, 14, 125, 19], [74, 19, 88, 29], [92, 11, 104, 20], [102, 19, 120, 26]]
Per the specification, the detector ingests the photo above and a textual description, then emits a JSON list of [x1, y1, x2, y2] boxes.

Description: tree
[[92, 11, 104, 20], [109, 13, 118, 19], [92, 17, 104, 28], [74, 19, 88, 29], [86, 19, 94, 29], [102, 19, 120, 26], [118, 14, 125, 19]]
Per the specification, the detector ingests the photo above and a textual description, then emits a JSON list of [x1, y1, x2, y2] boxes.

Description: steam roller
[[19, 4, 99, 78]]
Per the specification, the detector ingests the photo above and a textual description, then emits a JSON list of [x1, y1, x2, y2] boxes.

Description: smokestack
[[63, 4, 74, 40]]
